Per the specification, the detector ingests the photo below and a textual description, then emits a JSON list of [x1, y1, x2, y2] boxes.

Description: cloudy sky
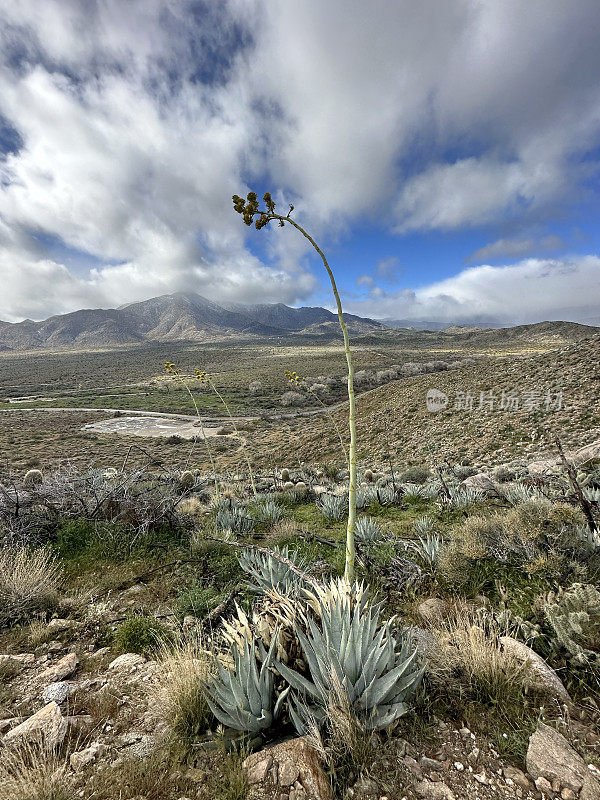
[[1, 0, 600, 326]]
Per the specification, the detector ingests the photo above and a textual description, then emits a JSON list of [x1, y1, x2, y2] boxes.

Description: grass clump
[[0, 740, 75, 800], [154, 635, 214, 740], [0, 546, 61, 628]]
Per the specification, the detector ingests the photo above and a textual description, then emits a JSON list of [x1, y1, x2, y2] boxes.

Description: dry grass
[[427, 609, 531, 705], [0, 546, 61, 628], [0, 740, 75, 800], [153, 632, 215, 740]]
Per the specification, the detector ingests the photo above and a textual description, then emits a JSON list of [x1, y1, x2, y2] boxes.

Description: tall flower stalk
[[233, 192, 357, 580]]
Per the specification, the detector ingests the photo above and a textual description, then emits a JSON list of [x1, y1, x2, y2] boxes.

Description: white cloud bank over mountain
[[346, 256, 600, 327]]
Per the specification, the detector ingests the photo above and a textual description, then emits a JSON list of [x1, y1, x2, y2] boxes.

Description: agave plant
[[355, 487, 378, 510], [413, 516, 435, 538], [504, 483, 544, 505], [401, 483, 429, 499], [203, 636, 288, 733], [215, 504, 255, 535], [238, 546, 307, 594], [450, 487, 485, 508], [354, 516, 386, 544], [407, 533, 442, 570], [374, 485, 396, 506], [317, 493, 348, 521], [276, 579, 423, 732], [252, 499, 283, 525], [583, 486, 600, 503]]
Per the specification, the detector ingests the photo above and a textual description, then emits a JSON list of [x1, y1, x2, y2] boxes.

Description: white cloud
[[346, 256, 600, 326], [1, 1, 600, 319], [467, 235, 565, 263]]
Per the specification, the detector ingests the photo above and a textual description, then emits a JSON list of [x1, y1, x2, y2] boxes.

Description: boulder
[[38, 652, 78, 683], [3, 701, 67, 749], [573, 440, 600, 468], [243, 736, 333, 800], [461, 473, 496, 493], [414, 780, 456, 800], [0, 653, 35, 668], [69, 741, 106, 771], [41, 680, 76, 705], [526, 722, 600, 796], [108, 653, 146, 672], [499, 637, 570, 703]]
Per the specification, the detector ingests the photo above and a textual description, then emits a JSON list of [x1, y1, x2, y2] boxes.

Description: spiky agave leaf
[[203, 635, 287, 733], [238, 545, 307, 594], [276, 579, 423, 731]]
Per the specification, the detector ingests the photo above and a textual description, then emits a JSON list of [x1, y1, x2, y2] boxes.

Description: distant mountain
[[380, 319, 499, 331], [0, 292, 385, 351]]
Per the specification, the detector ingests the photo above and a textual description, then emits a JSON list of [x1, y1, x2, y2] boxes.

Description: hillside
[[248, 333, 600, 470], [0, 292, 385, 351]]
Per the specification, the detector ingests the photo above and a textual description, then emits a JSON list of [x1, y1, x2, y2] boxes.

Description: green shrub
[[400, 465, 431, 485], [113, 615, 168, 655], [176, 583, 224, 620]]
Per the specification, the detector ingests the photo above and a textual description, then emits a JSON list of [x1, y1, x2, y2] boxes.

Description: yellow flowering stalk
[[194, 368, 257, 496], [164, 361, 219, 498]]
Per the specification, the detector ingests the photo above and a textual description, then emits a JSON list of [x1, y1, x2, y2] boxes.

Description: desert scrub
[[23, 468, 43, 487], [0, 546, 61, 628], [113, 614, 169, 655], [544, 583, 600, 666], [0, 739, 75, 800]]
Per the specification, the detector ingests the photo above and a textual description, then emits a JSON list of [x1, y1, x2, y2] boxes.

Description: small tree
[[233, 191, 358, 580]]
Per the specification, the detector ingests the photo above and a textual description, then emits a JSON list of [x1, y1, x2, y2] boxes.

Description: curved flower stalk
[[233, 191, 357, 580]]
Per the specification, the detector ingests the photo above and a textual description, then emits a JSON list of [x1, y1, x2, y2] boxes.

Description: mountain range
[[0, 292, 385, 351]]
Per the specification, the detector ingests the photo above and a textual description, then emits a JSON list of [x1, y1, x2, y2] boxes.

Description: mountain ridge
[[0, 292, 385, 351]]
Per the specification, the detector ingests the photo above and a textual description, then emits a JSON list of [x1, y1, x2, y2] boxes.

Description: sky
[[1, 0, 600, 326]]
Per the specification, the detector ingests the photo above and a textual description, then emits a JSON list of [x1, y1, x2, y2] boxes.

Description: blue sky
[[1, 1, 600, 325]]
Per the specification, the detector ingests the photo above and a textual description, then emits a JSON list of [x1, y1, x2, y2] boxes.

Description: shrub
[[248, 380, 263, 395], [251, 499, 283, 525], [113, 615, 168, 655], [176, 583, 224, 620], [400, 465, 431, 485], [0, 546, 61, 628], [23, 469, 43, 488], [280, 391, 304, 407], [427, 610, 531, 707], [544, 583, 600, 665]]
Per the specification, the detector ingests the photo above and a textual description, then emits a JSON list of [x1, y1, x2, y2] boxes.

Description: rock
[[462, 473, 497, 492], [535, 776, 553, 794], [108, 653, 146, 672], [528, 459, 561, 477], [561, 788, 577, 800], [573, 440, 600, 468], [243, 736, 333, 800], [526, 722, 600, 796], [119, 732, 157, 759], [0, 653, 35, 668], [38, 652, 79, 683], [3, 701, 67, 749], [41, 680, 75, 705], [47, 618, 78, 632], [504, 765, 531, 790], [69, 741, 106, 771], [500, 636, 571, 703], [406, 626, 437, 659], [414, 779, 456, 800], [417, 598, 451, 625], [582, 773, 600, 800]]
